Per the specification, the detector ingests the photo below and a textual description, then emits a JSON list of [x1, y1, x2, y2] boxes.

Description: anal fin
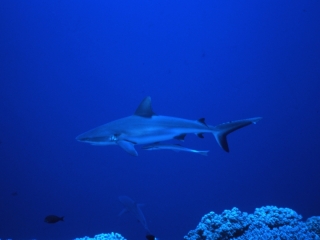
[[197, 133, 205, 138]]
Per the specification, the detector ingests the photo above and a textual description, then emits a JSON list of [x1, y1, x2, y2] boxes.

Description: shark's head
[[75, 128, 119, 146]]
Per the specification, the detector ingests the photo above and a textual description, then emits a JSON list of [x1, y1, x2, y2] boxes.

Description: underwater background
[[1, 0, 320, 239]]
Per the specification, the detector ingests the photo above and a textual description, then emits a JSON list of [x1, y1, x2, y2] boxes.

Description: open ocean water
[[1, 0, 320, 239]]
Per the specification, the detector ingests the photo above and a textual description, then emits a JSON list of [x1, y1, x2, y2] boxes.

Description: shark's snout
[[75, 135, 82, 141], [75, 133, 89, 142], [75, 132, 114, 146]]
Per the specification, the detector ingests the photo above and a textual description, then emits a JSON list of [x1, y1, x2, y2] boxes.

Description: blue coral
[[184, 206, 320, 240], [307, 217, 320, 237], [74, 233, 127, 240]]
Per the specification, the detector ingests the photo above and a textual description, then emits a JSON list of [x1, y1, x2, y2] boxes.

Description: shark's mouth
[[77, 136, 108, 143]]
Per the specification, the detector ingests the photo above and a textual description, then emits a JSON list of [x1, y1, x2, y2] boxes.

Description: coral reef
[[74, 233, 127, 240], [184, 206, 320, 240], [307, 217, 320, 237], [73, 206, 320, 240]]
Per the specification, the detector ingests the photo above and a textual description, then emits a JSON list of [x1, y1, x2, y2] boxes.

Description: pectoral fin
[[117, 140, 138, 156]]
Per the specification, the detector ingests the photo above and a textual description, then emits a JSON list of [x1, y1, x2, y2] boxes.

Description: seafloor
[[74, 206, 320, 240]]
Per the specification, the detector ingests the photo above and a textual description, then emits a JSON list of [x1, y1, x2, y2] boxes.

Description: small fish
[[146, 234, 157, 240], [44, 215, 64, 224], [142, 143, 209, 156]]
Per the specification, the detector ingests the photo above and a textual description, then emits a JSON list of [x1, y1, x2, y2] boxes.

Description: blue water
[[1, 1, 320, 239]]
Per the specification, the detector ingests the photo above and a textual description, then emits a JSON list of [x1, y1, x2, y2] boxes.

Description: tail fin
[[212, 117, 262, 152]]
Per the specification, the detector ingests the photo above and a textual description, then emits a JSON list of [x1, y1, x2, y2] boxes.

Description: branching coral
[[74, 233, 127, 240], [184, 206, 320, 240]]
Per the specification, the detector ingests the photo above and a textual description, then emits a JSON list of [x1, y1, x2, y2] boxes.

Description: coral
[[307, 216, 320, 236], [74, 232, 127, 240], [184, 206, 320, 240]]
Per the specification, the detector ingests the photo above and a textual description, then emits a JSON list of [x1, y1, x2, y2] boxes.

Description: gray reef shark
[[76, 96, 262, 156], [118, 196, 149, 232]]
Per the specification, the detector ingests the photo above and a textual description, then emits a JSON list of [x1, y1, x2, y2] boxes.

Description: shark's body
[[118, 196, 149, 232], [76, 97, 261, 156], [142, 143, 210, 156]]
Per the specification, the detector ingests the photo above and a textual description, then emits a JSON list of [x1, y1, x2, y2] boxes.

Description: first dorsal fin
[[134, 96, 157, 118]]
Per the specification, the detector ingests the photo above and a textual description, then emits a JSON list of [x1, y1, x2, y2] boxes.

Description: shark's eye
[[109, 135, 118, 142]]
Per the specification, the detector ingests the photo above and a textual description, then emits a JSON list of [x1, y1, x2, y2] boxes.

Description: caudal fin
[[212, 117, 262, 152]]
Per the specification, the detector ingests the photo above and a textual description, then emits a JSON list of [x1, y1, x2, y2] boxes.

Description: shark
[[76, 96, 262, 156], [118, 195, 149, 232]]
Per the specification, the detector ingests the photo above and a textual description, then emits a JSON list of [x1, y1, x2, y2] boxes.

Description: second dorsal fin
[[198, 118, 208, 126]]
